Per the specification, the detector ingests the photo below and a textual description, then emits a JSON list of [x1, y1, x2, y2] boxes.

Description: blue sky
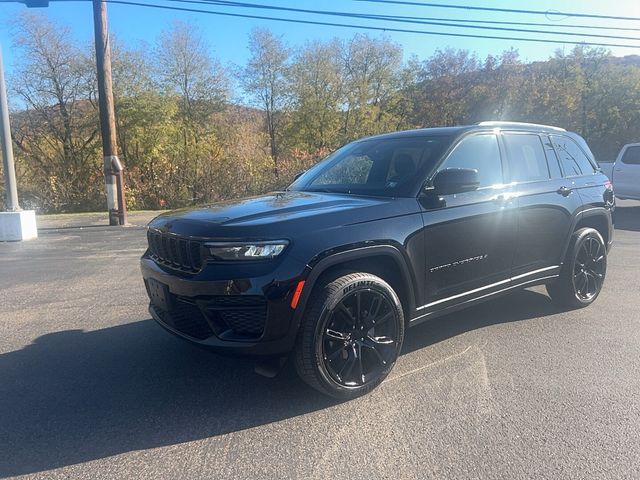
[[1, 0, 640, 77]]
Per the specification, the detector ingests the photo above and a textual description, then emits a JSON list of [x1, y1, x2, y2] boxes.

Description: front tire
[[294, 272, 405, 399], [546, 227, 607, 308]]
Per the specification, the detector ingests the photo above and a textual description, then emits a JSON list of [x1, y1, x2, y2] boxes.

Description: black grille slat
[[169, 237, 179, 266], [146, 229, 204, 273], [153, 232, 162, 257], [161, 235, 170, 261], [178, 239, 189, 268], [149, 232, 157, 256], [190, 243, 202, 268]]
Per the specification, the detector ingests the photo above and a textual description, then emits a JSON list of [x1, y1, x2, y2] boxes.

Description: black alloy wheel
[[322, 288, 400, 387], [294, 272, 405, 399], [572, 235, 606, 301], [546, 227, 607, 308]]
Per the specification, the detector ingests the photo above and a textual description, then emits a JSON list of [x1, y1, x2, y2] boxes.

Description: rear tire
[[546, 227, 607, 308], [294, 272, 405, 399]]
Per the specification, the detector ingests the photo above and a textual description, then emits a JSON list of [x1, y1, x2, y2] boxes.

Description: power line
[[158, 0, 640, 43], [48, 0, 640, 33], [367, 14, 640, 34], [96, 0, 640, 49], [354, 0, 640, 23]]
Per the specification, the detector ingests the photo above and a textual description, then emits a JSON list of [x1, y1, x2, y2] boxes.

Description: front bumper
[[140, 253, 308, 357]]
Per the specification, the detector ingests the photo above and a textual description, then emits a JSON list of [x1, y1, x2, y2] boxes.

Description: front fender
[[292, 244, 417, 325]]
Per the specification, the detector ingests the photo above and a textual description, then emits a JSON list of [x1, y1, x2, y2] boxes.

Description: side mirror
[[294, 170, 306, 181], [431, 168, 480, 195]]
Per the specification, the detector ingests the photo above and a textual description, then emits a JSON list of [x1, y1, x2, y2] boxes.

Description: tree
[[10, 12, 101, 211], [467, 49, 523, 122], [110, 39, 178, 209], [288, 39, 344, 152], [239, 28, 291, 178], [6, 18, 640, 213], [155, 21, 229, 205], [413, 48, 481, 126], [340, 34, 403, 139]]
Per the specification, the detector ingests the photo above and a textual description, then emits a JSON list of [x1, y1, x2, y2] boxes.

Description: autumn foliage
[[2, 12, 640, 212]]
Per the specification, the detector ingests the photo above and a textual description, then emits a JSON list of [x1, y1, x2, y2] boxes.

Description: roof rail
[[477, 121, 566, 132]]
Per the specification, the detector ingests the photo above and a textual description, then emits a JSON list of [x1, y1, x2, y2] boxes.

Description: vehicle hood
[[147, 191, 413, 238]]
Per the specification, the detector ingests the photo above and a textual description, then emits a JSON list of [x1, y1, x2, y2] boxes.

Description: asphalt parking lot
[[1, 201, 639, 479]]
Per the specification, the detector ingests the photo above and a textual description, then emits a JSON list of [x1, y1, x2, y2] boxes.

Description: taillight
[[604, 180, 613, 191]]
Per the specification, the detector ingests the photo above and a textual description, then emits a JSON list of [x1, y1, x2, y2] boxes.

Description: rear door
[[419, 132, 517, 310], [504, 132, 581, 279], [550, 134, 604, 211], [614, 144, 640, 199]]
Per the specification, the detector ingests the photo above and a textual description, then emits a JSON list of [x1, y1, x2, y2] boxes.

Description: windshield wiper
[[304, 187, 341, 193]]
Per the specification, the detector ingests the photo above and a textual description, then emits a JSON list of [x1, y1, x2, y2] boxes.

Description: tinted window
[[440, 134, 502, 187], [313, 155, 372, 185], [289, 136, 451, 197], [551, 135, 596, 176], [621, 146, 640, 165], [503, 134, 549, 182]]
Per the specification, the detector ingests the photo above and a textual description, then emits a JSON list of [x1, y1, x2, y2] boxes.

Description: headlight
[[204, 240, 289, 261]]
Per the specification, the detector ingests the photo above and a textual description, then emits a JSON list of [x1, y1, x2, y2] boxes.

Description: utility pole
[[92, 0, 127, 226], [0, 45, 19, 212], [0, 42, 37, 241]]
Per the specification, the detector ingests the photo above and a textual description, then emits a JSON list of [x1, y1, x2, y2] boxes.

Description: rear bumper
[[140, 254, 308, 357]]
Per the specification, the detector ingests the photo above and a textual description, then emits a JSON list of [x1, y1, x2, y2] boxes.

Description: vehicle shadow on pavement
[[613, 205, 640, 232], [0, 289, 560, 478], [0, 320, 335, 478]]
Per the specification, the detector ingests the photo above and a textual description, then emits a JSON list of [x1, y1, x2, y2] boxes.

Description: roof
[[358, 121, 569, 142], [358, 126, 472, 141], [476, 121, 566, 131]]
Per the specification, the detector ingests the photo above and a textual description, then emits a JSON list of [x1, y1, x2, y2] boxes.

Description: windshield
[[288, 135, 452, 197]]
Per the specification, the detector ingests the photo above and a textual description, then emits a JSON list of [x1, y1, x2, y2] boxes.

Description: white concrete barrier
[[0, 210, 38, 241]]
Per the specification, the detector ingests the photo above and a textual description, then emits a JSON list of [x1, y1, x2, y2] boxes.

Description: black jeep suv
[[141, 122, 614, 398]]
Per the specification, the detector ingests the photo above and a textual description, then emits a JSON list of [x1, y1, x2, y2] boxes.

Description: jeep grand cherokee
[[141, 122, 614, 399]]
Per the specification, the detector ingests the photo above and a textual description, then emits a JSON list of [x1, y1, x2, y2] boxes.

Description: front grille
[[147, 229, 203, 273], [151, 298, 214, 340]]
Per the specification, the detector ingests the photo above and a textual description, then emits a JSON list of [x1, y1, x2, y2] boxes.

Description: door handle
[[492, 194, 514, 205], [557, 186, 572, 197]]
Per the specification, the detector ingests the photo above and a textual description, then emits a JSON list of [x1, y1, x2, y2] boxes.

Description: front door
[[419, 133, 517, 312]]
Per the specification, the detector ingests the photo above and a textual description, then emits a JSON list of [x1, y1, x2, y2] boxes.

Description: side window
[[503, 133, 550, 183], [440, 134, 503, 187], [551, 135, 596, 177], [621, 146, 640, 165]]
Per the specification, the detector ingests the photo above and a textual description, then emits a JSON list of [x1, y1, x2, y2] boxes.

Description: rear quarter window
[[550, 135, 597, 177]]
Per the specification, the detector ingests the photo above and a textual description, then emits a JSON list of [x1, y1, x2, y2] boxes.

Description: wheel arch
[[561, 208, 611, 262], [293, 245, 417, 325], [574, 208, 611, 245]]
